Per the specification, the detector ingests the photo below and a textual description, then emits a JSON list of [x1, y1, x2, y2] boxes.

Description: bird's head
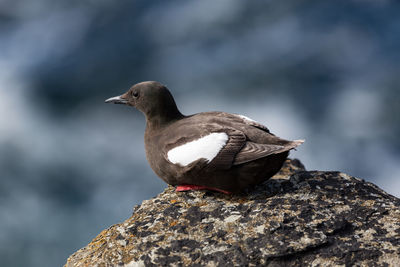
[[105, 81, 182, 121]]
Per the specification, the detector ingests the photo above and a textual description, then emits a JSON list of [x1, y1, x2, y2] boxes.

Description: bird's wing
[[162, 112, 303, 171], [233, 139, 304, 165], [164, 128, 246, 170]]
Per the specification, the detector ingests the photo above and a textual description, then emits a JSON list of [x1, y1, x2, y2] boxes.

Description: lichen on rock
[[65, 159, 400, 266]]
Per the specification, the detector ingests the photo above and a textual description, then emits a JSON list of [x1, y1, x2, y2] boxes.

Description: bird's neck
[[145, 108, 184, 131]]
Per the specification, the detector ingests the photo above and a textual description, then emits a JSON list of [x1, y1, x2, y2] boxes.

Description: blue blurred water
[[0, 1, 399, 266]]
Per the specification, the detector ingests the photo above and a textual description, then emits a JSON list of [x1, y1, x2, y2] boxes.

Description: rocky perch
[[65, 159, 400, 266]]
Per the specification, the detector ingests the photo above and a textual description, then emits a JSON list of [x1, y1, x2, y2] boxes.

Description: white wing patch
[[167, 132, 229, 166], [237, 114, 257, 123]]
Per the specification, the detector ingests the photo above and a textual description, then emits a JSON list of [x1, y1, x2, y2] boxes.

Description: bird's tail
[[289, 139, 305, 150]]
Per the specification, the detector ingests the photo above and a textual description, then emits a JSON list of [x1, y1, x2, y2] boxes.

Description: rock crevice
[[65, 159, 400, 266]]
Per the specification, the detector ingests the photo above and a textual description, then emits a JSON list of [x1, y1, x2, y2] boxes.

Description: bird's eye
[[132, 91, 139, 98]]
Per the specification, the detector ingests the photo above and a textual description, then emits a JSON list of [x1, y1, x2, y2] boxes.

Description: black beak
[[105, 95, 128, 105]]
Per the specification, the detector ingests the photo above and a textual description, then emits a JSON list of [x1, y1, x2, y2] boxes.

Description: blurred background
[[1, 0, 399, 266]]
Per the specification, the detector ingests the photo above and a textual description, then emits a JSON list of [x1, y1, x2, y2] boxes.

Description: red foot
[[176, 184, 232, 195]]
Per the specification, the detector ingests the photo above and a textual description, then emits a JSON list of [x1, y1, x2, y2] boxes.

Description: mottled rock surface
[[65, 159, 400, 267]]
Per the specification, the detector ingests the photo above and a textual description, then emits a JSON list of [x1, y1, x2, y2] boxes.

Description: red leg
[[176, 184, 232, 195]]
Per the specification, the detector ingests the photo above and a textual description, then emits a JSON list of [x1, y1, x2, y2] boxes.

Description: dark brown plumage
[[105, 81, 303, 193]]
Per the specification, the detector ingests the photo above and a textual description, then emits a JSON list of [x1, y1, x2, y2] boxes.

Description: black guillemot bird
[[105, 81, 304, 194]]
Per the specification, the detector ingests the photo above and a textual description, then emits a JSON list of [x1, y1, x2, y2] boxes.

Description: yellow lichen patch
[[170, 199, 177, 204], [237, 198, 248, 204], [89, 229, 109, 250], [197, 201, 209, 207], [333, 204, 351, 214], [358, 228, 376, 241], [360, 199, 375, 208], [120, 249, 135, 263]]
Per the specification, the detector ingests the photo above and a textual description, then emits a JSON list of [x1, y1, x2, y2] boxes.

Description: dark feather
[[207, 130, 246, 170]]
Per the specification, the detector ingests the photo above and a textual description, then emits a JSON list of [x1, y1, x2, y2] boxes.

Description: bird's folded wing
[[165, 129, 247, 170], [233, 141, 300, 165]]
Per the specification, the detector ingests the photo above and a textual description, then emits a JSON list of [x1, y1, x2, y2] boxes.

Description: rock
[[65, 159, 400, 267]]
